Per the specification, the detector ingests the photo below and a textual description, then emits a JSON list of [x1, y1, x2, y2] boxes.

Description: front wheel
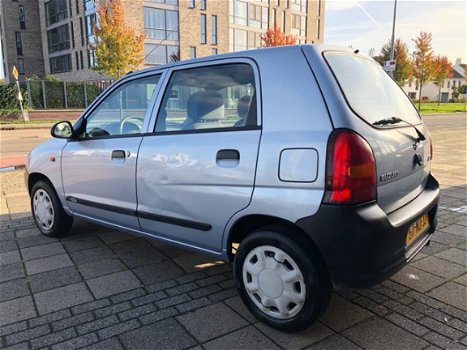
[[31, 180, 73, 237], [234, 228, 331, 331]]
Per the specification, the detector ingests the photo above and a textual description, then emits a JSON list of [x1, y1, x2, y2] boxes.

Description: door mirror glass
[[51, 121, 74, 139]]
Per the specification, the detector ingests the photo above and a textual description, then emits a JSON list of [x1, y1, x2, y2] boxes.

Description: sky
[[325, 0, 466, 64]]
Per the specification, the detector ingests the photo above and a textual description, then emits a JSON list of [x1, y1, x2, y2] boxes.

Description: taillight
[[324, 130, 376, 205]]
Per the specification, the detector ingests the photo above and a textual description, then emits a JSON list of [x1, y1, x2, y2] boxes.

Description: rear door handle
[[111, 150, 126, 159], [216, 149, 240, 160]]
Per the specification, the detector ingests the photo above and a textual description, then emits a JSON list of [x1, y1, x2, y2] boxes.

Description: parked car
[[26, 45, 439, 331]]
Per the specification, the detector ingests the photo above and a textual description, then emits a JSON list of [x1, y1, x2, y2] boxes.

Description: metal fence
[[19, 79, 113, 110]]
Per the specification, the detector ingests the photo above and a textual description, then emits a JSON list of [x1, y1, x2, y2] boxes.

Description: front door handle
[[216, 149, 240, 160], [111, 150, 126, 159]]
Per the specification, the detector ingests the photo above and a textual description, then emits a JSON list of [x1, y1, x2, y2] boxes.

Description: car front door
[[61, 73, 163, 229], [137, 61, 261, 254]]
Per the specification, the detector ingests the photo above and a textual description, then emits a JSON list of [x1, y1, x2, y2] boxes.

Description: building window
[[15, 31, 22, 56], [316, 0, 321, 16], [45, 0, 68, 26], [87, 49, 96, 67], [71, 21, 75, 48], [50, 54, 71, 73], [200, 14, 206, 44], [47, 24, 70, 53], [148, 0, 178, 4], [211, 15, 217, 45], [189, 0, 195, 9], [292, 14, 306, 36], [145, 44, 179, 65], [85, 14, 97, 45], [316, 19, 320, 39], [80, 50, 84, 68], [68, 0, 72, 16], [76, 0, 79, 14], [282, 11, 286, 30], [84, 0, 95, 12], [247, 3, 267, 29], [233, 28, 247, 51], [291, 0, 307, 13], [75, 51, 79, 70], [80, 18, 85, 46], [18, 5, 25, 29], [272, 8, 276, 26], [190, 46, 196, 59], [200, 0, 206, 10], [18, 58, 25, 74], [211, 48, 217, 55], [285, 0, 289, 8], [144, 7, 179, 41]]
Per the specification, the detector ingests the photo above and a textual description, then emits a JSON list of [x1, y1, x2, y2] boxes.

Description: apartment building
[[0, 0, 45, 83], [1, 0, 325, 82]]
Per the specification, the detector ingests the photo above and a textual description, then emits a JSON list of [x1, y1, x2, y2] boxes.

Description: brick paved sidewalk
[[1, 168, 466, 350]]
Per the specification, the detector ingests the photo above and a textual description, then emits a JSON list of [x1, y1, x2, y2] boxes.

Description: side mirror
[[51, 121, 74, 139]]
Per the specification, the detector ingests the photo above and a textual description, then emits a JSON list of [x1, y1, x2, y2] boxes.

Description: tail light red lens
[[324, 130, 376, 205]]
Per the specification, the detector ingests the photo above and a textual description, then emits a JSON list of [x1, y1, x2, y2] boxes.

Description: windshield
[[324, 52, 421, 126]]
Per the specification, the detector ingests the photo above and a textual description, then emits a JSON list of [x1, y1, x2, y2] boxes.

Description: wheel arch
[[27, 172, 52, 194]]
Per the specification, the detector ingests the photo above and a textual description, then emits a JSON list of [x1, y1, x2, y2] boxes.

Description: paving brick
[[204, 263, 232, 276], [447, 318, 467, 333], [342, 318, 428, 350], [119, 318, 196, 350], [50, 311, 95, 332], [207, 288, 238, 302], [0, 263, 24, 283], [133, 261, 185, 285], [438, 224, 467, 238], [62, 238, 104, 253], [165, 282, 198, 296], [423, 332, 467, 350], [219, 279, 236, 289], [85, 337, 124, 350], [156, 294, 191, 309], [110, 288, 146, 304], [435, 247, 466, 265], [174, 271, 207, 285], [29, 266, 82, 293], [130, 291, 166, 307], [78, 258, 127, 279], [376, 286, 413, 305], [203, 326, 281, 350], [0, 321, 28, 337], [441, 305, 467, 323], [118, 303, 157, 322], [21, 242, 65, 261], [96, 319, 140, 339], [256, 322, 333, 350], [196, 274, 227, 287], [0, 296, 36, 327], [353, 296, 391, 316], [93, 302, 132, 318], [383, 300, 424, 321], [17, 235, 56, 249], [224, 296, 257, 323], [0, 250, 21, 266], [412, 255, 465, 279], [29, 309, 72, 328], [431, 231, 466, 246], [390, 266, 445, 293], [76, 315, 119, 335], [176, 297, 211, 313], [30, 327, 76, 349], [381, 279, 410, 293], [410, 302, 453, 323], [454, 273, 467, 287], [0, 240, 17, 253], [428, 282, 467, 312], [1, 343, 29, 350], [71, 299, 111, 315], [146, 280, 178, 293], [419, 317, 465, 340], [188, 284, 222, 299], [120, 248, 166, 268], [177, 303, 248, 342], [5, 325, 50, 346], [87, 270, 141, 299], [69, 246, 116, 265], [138, 307, 179, 325], [51, 333, 99, 350], [307, 334, 362, 350], [386, 313, 430, 336], [406, 290, 446, 309], [0, 279, 29, 302], [34, 283, 94, 315], [320, 295, 374, 332], [24, 254, 73, 275], [356, 289, 388, 303]]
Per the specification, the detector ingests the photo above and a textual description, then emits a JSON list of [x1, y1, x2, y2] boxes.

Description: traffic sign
[[383, 60, 396, 72], [12, 65, 19, 80]]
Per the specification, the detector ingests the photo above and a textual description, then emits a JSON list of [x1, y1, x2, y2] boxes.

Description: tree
[[432, 55, 452, 105], [412, 32, 437, 110], [261, 26, 296, 47], [90, 0, 145, 79], [374, 38, 413, 86]]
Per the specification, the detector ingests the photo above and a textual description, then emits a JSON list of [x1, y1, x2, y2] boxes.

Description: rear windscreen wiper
[[373, 117, 426, 141]]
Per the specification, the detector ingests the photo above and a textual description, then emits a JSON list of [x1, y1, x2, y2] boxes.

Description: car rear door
[[136, 60, 261, 254], [61, 72, 163, 229]]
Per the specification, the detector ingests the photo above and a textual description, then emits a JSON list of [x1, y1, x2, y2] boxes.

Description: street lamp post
[[389, 0, 398, 77]]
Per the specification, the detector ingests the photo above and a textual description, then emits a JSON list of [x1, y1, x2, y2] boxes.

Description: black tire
[[31, 180, 73, 237], [234, 227, 332, 332]]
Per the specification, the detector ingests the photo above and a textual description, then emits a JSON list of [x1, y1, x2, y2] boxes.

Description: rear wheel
[[234, 227, 331, 331], [31, 180, 73, 237]]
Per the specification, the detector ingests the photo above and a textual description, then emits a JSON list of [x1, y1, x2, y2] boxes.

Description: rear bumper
[[296, 174, 440, 289]]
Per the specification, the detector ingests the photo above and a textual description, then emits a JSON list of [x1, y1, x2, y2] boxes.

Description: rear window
[[324, 52, 421, 126]]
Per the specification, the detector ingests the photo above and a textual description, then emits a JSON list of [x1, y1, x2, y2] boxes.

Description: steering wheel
[[120, 116, 144, 134]]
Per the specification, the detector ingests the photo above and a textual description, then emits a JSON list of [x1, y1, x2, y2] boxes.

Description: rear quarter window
[[324, 52, 421, 126]]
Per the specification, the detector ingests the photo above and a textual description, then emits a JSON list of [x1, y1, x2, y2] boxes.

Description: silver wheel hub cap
[[33, 189, 54, 230], [242, 245, 306, 319]]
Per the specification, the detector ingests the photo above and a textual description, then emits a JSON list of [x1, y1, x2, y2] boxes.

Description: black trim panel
[[65, 196, 212, 231]]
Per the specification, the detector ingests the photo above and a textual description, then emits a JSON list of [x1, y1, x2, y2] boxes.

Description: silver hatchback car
[[26, 45, 439, 331]]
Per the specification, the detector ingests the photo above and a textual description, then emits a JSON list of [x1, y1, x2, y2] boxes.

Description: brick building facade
[[1, 0, 325, 83]]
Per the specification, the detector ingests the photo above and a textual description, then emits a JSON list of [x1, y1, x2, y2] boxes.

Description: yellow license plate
[[406, 214, 429, 246]]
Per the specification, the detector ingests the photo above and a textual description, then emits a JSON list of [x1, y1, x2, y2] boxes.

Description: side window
[[85, 75, 161, 137], [155, 63, 257, 132]]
